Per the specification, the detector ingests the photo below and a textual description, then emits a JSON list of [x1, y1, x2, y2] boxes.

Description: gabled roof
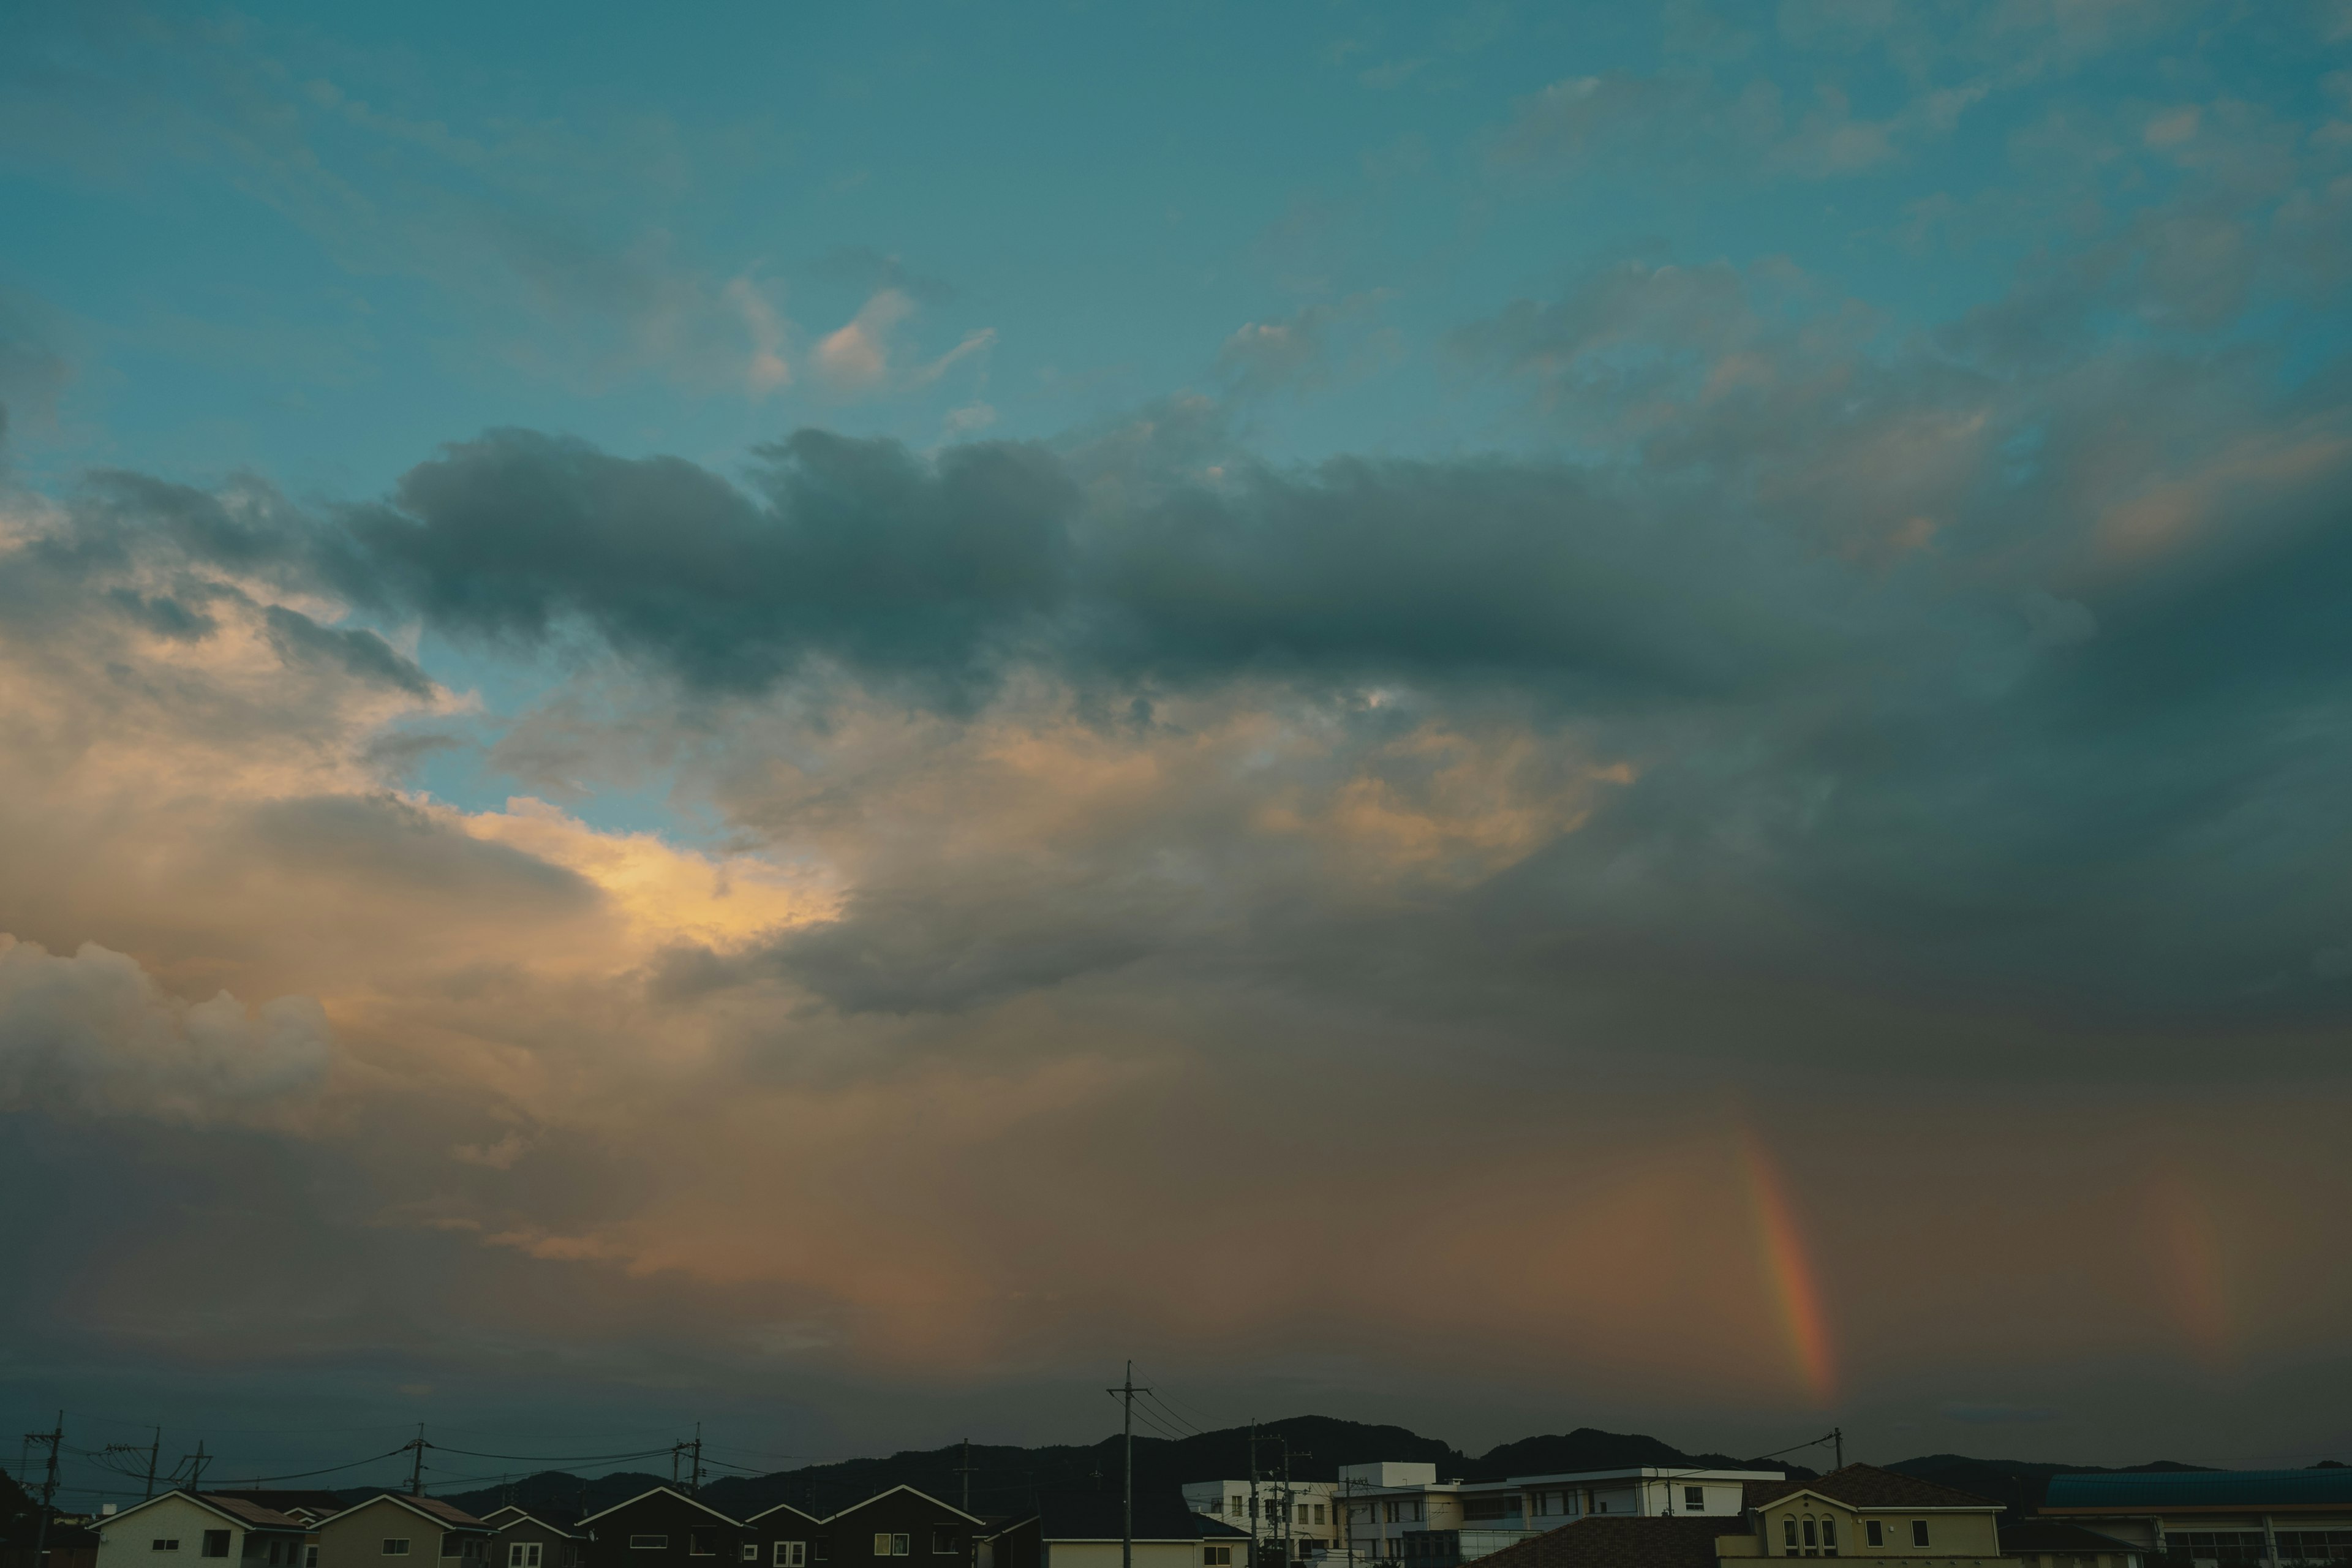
[[744, 1502, 825, 1529], [94, 1493, 309, 1536], [1749, 1466, 1998, 1512], [577, 1487, 745, 1530], [1466, 1517, 1743, 1568], [483, 1510, 576, 1539], [317, 1494, 494, 1532], [213, 1491, 353, 1521], [821, 1485, 987, 1528]]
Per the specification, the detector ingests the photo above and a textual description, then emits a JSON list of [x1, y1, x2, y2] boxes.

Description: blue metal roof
[[2045, 1472, 2352, 1510]]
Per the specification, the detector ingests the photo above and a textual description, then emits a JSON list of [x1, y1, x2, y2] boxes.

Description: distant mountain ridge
[[413, 1417, 1815, 1523], [369, 1417, 2260, 1529]]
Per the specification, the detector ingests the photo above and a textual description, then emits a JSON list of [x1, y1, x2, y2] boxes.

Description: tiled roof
[[1750, 1466, 1997, 1511], [2043, 1471, 2352, 1511], [1467, 1517, 1744, 1568], [213, 1492, 352, 1520], [193, 1497, 311, 1531], [401, 1497, 493, 1529]]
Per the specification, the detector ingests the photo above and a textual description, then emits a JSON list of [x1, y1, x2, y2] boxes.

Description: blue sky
[[7, 0, 2352, 1482]]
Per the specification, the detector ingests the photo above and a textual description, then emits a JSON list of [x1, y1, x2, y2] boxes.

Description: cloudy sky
[[6, 0, 2352, 1494]]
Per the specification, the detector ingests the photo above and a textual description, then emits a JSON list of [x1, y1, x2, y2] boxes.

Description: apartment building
[[1180, 1483, 1341, 1563], [1332, 1461, 1785, 1567]]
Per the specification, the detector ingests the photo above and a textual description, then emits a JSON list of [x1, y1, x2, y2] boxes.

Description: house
[[213, 1499, 350, 1532], [313, 1496, 494, 1568], [1729, 1465, 2009, 1563], [1999, 1522, 2144, 1568], [987, 1493, 1251, 1568], [810, 1487, 985, 1568], [89, 1492, 312, 1568], [2036, 1468, 2352, 1566], [1327, 1463, 1785, 1567], [576, 1489, 747, 1568], [741, 1504, 826, 1568], [475, 1511, 581, 1568]]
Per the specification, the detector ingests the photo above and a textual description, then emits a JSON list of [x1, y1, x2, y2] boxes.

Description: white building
[[1180, 1481, 1344, 1562], [1343, 1463, 1785, 1567]]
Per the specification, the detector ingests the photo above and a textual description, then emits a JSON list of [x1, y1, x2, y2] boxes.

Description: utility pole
[[1106, 1363, 1148, 1568], [1249, 1425, 1261, 1568], [954, 1441, 976, 1514], [409, 1426, 428, 1495], [187, 1439, 210, 1490], [105, 1430, 164, 1501], [1831, 1430, 1842, 1471], [690, 1425, 704, 1498], [1276, 1439, 1311, 1568], [26, 1412, 62, 1568]]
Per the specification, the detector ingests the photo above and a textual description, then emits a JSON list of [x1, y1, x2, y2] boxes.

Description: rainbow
[[1738, 1127, 1838, 1407], [2147, 1168, 2234, 1372]]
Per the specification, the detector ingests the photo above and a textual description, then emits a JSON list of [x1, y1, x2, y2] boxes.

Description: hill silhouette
[[419, 1418, 1816, 1524]]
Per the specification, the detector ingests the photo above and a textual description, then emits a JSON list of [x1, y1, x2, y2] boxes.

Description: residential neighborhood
[[14, 1455, 2345, 1568]]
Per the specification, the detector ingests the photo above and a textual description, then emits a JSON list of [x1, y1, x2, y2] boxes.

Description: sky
[[5, 0, 2352, 1501]]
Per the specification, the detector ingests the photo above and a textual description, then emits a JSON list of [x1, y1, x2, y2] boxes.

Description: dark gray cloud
[[315, 420, 1872, 710]]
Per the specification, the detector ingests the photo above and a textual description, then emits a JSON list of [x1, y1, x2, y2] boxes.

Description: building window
[[1234, 1501, 1246, 1519], [385, 1545, 412, 1559], [153, 1542, 181, 1553], [1910, 1525, 1929, 1550], [630, 1540, 668, 1553], [1207, 1551, 1233, 1567], [308, 1551, 318, 1567], [1685, 1490, 1705, 1514], [1785, 1521, 1799, 1551], [1866, 1525, 1883, 1549], [1314, 1507, 1326, 1527], [203, 1537, 233, 1561], [877, 1537, 912, 1558], [932, 1532, 958, 1556], [514, 1546, 543, 1567], [813, 1542, 830, 1562], [1805, 1523, 1818, 1550], [775, 1547, 806, 1567], [691, 1533, 717, 1558], [1822, 1521, 1837, 1556], [744, 1550, 760, 1562]]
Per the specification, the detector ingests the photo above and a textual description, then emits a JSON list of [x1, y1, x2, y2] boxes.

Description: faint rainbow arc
[[1737, 1126, 1838, 1408]]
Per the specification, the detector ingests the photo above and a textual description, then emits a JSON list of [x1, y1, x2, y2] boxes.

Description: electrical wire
[[228, 1445, 419, 1483], [429, 1446, 677, 1464]]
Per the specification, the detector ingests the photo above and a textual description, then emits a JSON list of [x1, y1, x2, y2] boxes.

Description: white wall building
[[1180, 1482, 1344, 1562], [1344, 1464, 1785, 1567]]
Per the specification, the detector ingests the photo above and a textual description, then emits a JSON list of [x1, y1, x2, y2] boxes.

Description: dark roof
[[822, 1487, 983, 1528], [1471, 1517, 1741, 1568], [2003, 1523, 2145, 1554], [744, 1503, 824, 1529], [189, 1497, 310, 1532], [1750, 1466, 1997, 1511], [2044, 1471, 2352, 1512], [213, 1493, 352, 1519], [576, 1488, 744, 1530], [324, 1495, 494, 1532], [484, 1512, 575, 1539]]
